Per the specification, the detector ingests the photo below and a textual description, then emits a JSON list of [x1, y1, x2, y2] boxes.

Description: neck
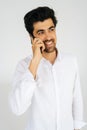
[[42, 48, 58, 64]]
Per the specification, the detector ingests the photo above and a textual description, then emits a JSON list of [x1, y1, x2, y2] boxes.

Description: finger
[[35, 40, 43, 45], [32, 38, 45, 51], [30, 37, 39, 45], [33, 38, 43, 45], [38, 43, 45, 52]]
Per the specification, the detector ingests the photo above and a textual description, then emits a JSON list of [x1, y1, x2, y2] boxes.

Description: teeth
[[45, 42, 52, 45]]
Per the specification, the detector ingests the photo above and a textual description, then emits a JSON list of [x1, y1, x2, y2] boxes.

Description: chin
[[44, 47, 56, 53]]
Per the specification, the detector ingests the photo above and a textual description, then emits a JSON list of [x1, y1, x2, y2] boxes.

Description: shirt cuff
[[73, 120, 87, 129]]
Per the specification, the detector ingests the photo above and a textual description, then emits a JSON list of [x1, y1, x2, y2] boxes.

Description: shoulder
[[16, 55, 32, 71], [60, 52, 78, 69], [19, 55, 32, 64], [60, 52, 77, 62]]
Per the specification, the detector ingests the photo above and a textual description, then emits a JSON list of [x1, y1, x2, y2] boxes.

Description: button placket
[[51, 65, 61, 130]]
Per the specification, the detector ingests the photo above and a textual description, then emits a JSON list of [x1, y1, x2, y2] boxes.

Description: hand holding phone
[[29, 37, 45, 79], [31, 36, 45, 54]]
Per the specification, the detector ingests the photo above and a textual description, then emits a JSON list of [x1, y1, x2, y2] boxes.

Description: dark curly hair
[[24, 6, 57, 37]]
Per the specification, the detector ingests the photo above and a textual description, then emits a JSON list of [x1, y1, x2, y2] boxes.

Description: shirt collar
[[41, 49, 62, 67]]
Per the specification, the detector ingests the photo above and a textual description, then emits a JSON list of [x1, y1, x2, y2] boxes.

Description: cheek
[[53, 33, 57, 41], [36, 35, 45, 41], [38, 33, 57, 41], [52, 32, 56, 38]]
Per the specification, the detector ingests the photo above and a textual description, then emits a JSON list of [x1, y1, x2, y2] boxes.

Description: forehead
[[33, 18, 54, 31]]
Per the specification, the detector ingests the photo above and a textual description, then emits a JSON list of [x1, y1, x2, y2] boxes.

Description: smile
[[44, 40, 54, 46], [45, 41, 52, 45]]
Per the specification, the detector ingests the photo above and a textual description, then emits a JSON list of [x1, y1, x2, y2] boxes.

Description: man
[[9, 6, 86, 130]]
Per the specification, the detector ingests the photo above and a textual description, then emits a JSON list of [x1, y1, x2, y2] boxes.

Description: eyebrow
[[49, 26, 55, 30], [36, 26, 55, 34], [37, 29, 44, 34]]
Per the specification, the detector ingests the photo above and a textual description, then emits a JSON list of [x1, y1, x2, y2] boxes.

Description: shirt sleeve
[[9, 59, 37, 115], [72, 58, 87, 129]]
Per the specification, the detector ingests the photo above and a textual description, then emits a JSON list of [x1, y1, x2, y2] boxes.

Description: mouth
[[44, 40, 54, 46]]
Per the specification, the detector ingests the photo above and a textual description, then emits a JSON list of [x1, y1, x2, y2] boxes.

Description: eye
[[37, 31, 44, 35], [49, 27, 55, 32]]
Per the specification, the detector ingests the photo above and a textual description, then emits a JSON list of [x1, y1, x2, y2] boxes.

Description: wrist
[[32, 55, 42, 63], [29, 57, 42, 79]]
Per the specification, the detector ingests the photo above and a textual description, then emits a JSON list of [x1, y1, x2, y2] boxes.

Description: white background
[[0, 0, 87, 130]]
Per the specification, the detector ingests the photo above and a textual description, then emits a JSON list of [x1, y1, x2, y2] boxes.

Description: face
[[33, 18, 57, 53]]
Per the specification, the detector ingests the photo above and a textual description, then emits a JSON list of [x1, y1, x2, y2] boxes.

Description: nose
[[44, 30, 51, 40]]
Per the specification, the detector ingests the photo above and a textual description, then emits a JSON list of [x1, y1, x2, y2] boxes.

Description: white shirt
[[9, 52, 86, 130]]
